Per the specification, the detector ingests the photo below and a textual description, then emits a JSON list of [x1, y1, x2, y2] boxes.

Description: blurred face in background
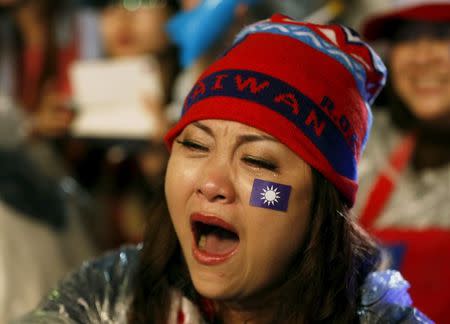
[[389, 21, 450, 124], [100, 5, 136, 57], [100, 4, 172, 57]]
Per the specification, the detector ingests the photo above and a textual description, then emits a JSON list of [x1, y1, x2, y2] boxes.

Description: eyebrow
[[235, 134, 278, 145], [193, 122, 213, 136], [192, 121, 278, 146]]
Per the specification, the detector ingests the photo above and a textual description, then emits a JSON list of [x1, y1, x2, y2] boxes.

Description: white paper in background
[[69, 56, 163, 139]]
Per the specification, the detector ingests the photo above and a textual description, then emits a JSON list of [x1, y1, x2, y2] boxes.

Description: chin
[[192, 278, 235, 300], [188, 268, 237, 300], [412, 107, 449, 122]]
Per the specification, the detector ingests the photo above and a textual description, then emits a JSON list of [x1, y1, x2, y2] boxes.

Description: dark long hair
[[129, 170, 381, 323]]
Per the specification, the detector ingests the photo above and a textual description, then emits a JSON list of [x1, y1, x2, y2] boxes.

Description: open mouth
[[191, 214, 240, 256]]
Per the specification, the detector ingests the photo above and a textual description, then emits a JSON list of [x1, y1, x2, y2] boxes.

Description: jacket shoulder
[[358, 270, 434, 323], [14, 245, 141, 323]]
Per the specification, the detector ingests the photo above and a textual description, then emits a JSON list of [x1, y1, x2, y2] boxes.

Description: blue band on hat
[[183, 69, 357, 180]]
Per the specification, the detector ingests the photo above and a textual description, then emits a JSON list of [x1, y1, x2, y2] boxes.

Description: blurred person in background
[[0, 95, 97, 323], [98, 0, 179, 101], [0, 0, 112, 246], [353, 1, 450, 322], [0, 0, 77, 140], [68, 0, 180, 246], [0, 0, 105, 188], [0, 3, 100, 320]]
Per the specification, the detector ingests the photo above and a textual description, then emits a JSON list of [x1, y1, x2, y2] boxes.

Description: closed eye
[[175, 139, 209, 152], [242, 156, 278, 171]]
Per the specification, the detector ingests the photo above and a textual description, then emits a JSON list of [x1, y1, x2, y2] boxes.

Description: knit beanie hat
[[164, 14, 387, 206]]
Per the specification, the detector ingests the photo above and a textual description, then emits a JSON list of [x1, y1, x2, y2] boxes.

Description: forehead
[[183, 119, 277, 138]]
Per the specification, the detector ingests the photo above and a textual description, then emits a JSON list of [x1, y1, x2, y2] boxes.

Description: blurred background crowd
[[0, 0, 448, 322]]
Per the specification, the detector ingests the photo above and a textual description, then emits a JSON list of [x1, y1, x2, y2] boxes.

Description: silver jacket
[[15, 246, 433, 324]]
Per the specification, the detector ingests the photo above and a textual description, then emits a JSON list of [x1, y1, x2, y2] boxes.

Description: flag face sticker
[[249, 179, 291, 212]]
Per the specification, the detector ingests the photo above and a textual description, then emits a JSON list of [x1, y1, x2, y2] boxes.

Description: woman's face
[[165, 119, 313, 302], [389, 31, 450, 123]]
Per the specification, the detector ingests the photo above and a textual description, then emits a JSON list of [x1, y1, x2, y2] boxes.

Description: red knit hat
[[362, 0, 450, 41], [165, 14, 387, 206]]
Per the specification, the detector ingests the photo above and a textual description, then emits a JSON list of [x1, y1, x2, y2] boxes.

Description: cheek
[[390, 51, 410, 89], [267, 185, 312, 261], [389, 45, 413, 70], [165, 156, 183, 214], [134, 18, 153, 39], [243, 213, 309, 292], [100, 19, 115, 43], [245, 190, 311, 275], [165, 156, 188, 241], [165, 155, 198, 221], [251, 217, 307, 253], [245, 168, 312, 249], [134, 12, 168, 45]]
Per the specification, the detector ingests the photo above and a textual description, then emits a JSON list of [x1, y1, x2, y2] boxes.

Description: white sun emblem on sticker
[[260, 186, 281, 206]]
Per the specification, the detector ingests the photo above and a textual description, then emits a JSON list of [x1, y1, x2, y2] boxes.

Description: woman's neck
[[214, 297, 277, 324], [216, 305, 268, 324], [395, 108, 450, 171], [413, 124, 450, 170]]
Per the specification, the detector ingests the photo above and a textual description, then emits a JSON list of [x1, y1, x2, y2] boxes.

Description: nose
[[196, 159, 236, 204], [410, 37, 446, 65]]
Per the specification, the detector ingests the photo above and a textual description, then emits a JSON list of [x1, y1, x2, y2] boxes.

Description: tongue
[[199, 233, 239, 255]]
